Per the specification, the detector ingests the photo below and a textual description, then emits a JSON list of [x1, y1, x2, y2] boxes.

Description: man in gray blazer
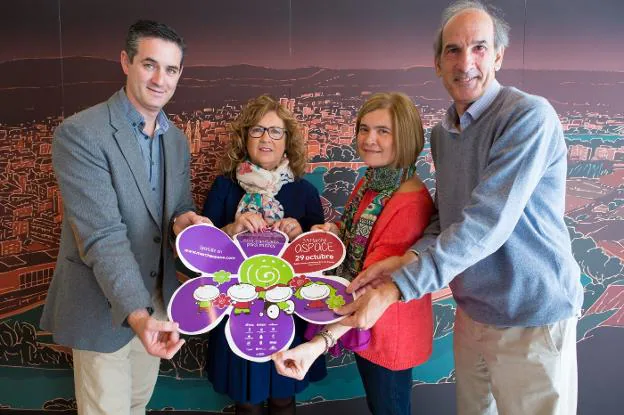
[[40, 20, 210, 415]]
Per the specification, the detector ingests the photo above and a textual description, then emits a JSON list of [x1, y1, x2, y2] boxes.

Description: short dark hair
[[125, 20, 186, 64], [433, 0, 510, 60]]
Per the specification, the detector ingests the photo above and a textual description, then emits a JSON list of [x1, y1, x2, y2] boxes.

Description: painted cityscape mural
[[0, 0, 623, 413]]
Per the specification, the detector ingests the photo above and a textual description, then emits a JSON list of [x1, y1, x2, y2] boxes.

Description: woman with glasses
[[272, 93, 435, 415], [202, 95, 326, 415]]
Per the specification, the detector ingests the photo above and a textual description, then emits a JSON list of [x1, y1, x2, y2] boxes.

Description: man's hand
[[347, 251, 418, 294], [272, 336, 326, 380], [272, 217, 303, 240], [127, 309, 185, 359], [311, 222, 340, 235], [173, 211, 212, 236], [336, 281, 402, 330]]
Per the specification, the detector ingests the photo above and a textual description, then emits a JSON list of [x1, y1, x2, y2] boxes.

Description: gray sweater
[[393, 86, 583, 326]]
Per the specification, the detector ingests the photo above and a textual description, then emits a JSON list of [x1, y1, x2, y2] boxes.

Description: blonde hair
[[356, 92, 425, 168], [221, 95, 307, 178]]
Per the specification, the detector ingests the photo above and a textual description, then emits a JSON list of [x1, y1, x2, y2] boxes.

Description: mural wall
[[1, 0, 623, 413]]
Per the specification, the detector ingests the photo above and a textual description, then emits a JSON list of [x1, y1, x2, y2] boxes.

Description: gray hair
[[433, 0, 510, 59]]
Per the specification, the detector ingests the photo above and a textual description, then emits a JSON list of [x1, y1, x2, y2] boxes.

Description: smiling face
[[265, 286, 293, 303], [193, 285, 219, 302], [300, 283, 331, 300], [246, 111, 287, 171], [227, 283, 258, 302], [435, 9, 504, 116], [356, 108, 396, 168], [121, 36, 183, 121]]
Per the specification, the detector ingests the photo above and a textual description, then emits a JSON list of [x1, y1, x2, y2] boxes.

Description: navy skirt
[[206, 315, 327, 404]]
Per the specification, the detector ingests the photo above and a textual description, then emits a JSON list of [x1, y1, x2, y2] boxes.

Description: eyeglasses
[[248, 126, 287, 140]]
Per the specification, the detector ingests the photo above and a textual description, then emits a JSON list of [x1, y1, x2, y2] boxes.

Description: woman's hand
[[272, 337, 326, 380], [272, 217, 303, 240], [311, 222, 340, 236], [227, 212, 267, 235]]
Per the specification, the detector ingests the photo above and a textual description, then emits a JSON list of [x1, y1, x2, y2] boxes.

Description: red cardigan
[[346, 181, 435, 370]]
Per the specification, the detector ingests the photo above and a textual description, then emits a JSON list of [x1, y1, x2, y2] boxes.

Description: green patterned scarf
[[337, 165, 416, 281]]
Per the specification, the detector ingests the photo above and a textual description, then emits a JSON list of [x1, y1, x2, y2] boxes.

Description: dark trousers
[[355, 354, 413, 415]]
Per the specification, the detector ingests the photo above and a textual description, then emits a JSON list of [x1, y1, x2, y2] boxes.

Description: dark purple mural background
[[1, 0, 623, 413]]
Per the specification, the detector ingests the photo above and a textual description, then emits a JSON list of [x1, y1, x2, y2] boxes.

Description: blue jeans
[[355, 354, 413, 415]]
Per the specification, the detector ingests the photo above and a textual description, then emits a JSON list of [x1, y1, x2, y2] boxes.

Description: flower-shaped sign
[[168, 225, 351, 362]]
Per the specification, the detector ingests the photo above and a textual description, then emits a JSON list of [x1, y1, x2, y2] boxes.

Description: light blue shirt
[[119, 88, 167, 220], [442, 80, 501, 133]]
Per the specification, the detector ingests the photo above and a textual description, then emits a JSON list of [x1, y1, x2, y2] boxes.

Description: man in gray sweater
[[338, 1, 583, 414]]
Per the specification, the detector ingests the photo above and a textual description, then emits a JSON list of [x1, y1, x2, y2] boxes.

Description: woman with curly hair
[[202, 95, 326, 414]]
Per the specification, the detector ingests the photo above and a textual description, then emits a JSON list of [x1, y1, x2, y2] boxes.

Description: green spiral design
[[239, 255, 294, 288]]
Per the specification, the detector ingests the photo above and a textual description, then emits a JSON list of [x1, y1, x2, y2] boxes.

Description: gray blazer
[[40, 91, 196, 353]]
